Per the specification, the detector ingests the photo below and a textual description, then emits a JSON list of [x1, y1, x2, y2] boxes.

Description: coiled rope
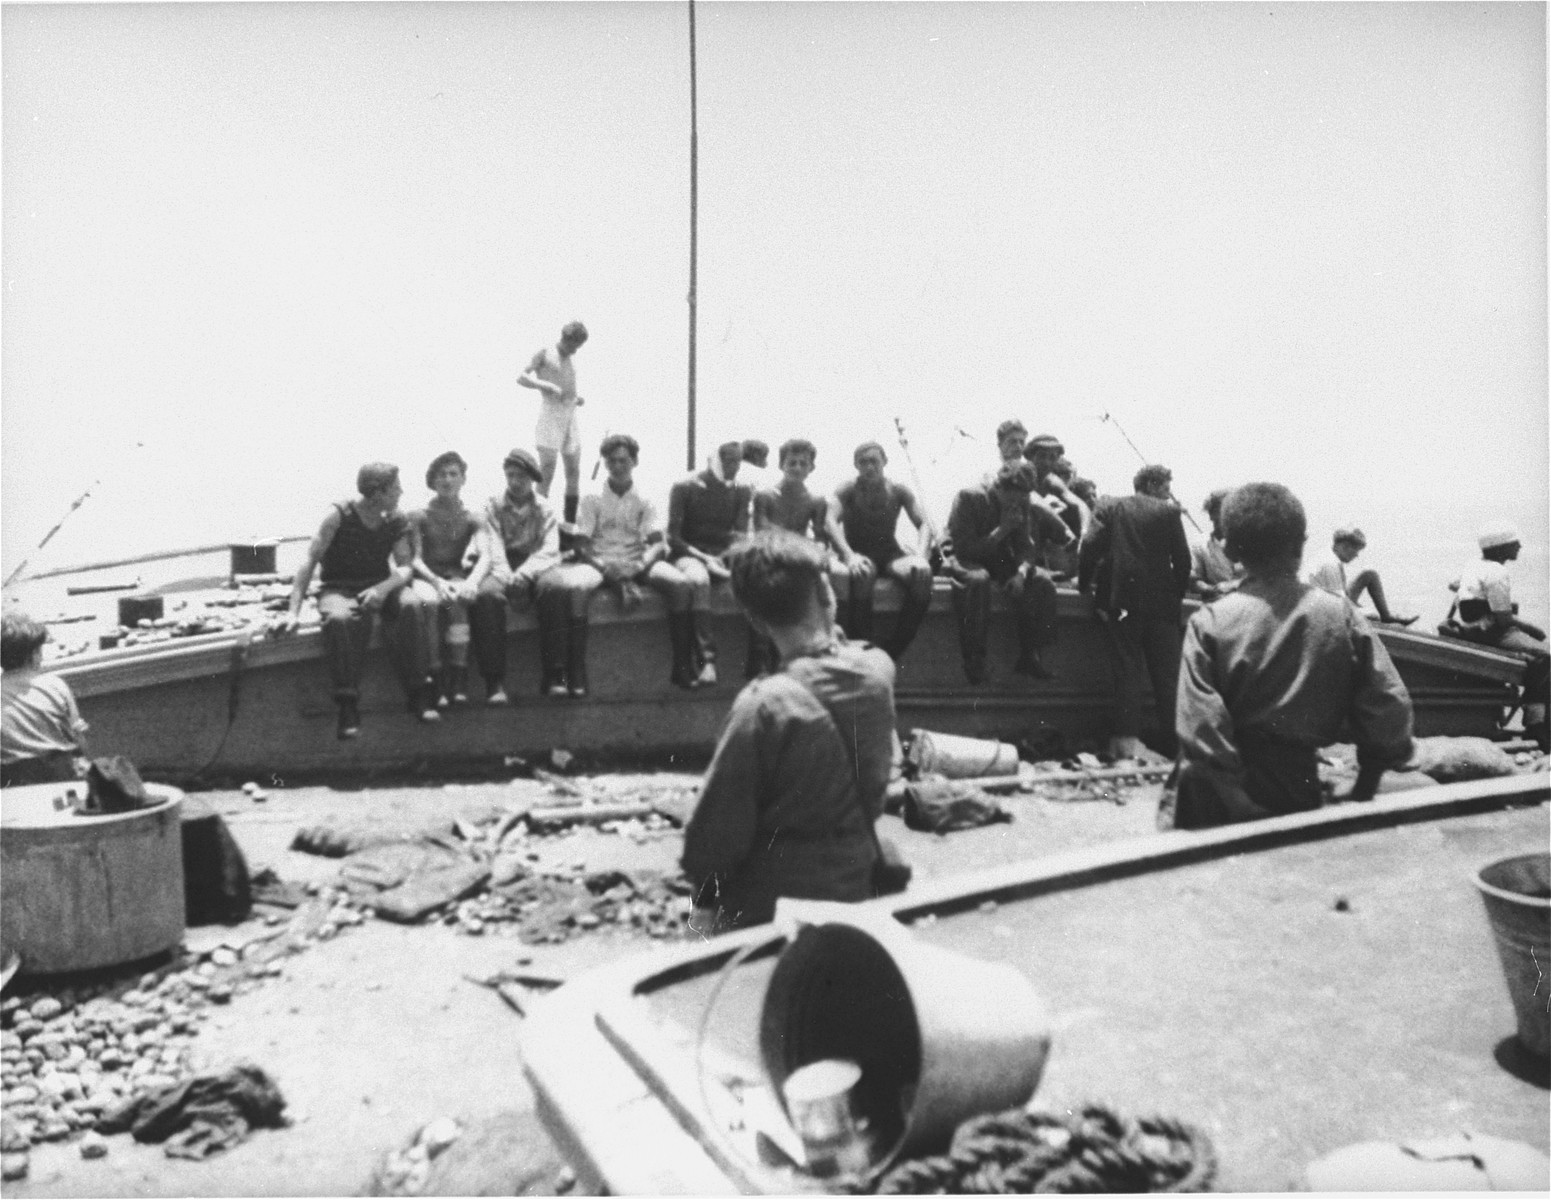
[[868, 1102, 1216, 1194]]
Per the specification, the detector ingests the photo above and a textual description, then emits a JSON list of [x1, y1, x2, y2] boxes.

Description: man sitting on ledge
[[682, 530, 896, 932], [1162, 482, 1415, 830]]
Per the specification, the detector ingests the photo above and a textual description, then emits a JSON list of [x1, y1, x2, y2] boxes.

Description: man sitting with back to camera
[[1163, 482, 1416, 829], [943, 461, 1073, 683], [681, 530, 897, 932]]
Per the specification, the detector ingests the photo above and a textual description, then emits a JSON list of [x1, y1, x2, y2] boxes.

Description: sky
[[2, 1, 1546, 621]]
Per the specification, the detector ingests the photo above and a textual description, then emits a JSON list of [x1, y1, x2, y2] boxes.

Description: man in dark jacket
[[943, 462, 1072, 683], [1078, 463, 1193, 758]]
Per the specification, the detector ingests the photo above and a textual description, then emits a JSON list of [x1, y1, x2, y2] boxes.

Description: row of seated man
[[283, 421, 1123, 740]]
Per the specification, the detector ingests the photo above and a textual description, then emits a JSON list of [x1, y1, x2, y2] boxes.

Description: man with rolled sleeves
[[469, 448, 565, 702]]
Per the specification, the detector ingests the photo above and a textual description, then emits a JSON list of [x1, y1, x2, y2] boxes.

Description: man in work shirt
[[518, 320, 588, 524], [682, 530, 896, 932], [1163, 482, 1416, 828], [470, 448, 568, 702]]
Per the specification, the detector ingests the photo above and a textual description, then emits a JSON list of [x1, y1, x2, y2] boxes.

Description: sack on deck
[[902, 779, 1012, 834]]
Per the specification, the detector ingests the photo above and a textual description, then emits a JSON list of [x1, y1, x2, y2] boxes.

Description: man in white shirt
[[518, 320, 588, 525], [1307, 527, 1416, 626], [1443, 523, 1548, 750], [572, 434, 698, 690]]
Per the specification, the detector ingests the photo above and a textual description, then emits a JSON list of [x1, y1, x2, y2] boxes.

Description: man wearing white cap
[[1444, 523, 1548, 750], [1307, 526, 1416, 626]]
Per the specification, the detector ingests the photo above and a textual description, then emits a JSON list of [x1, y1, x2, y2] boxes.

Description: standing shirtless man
[[518, 320, 588, 525]]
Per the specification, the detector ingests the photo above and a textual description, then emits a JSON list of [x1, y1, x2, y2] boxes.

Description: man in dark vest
[[666, 439, 754, 687], [1078, 463, 1193, 759], [943, 462, 1072, 683], [283, 462, 425, 739]]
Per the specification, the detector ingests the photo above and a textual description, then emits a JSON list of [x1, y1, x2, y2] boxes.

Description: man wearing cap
[[1025, 434, 1091, 551], [1444, 524, 1548, 750], [942, 461, 1073, 682], [667, 440, 754, 687], [470, 448, 566, 703], [826, 441, 935, 662], [1308, 527, 1416, 626], [1079, 463, 1193, 759], [518, 320, 588, 526]]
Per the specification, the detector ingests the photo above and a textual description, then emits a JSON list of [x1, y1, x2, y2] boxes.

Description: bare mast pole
[[686, 0, 698, 471]]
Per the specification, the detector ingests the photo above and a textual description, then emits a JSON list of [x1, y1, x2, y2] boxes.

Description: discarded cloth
[[1409, 736, 1518, 783], [902, 780, 1011, 834], [96, 1063, 286, 1159], [371, 862, 491, 923], [291, 819, 456, 858]]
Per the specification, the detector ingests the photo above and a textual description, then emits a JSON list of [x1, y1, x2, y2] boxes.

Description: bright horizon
[[3, 2, 1546, 622]]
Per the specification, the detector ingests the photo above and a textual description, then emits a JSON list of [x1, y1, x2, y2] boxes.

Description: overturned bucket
[[1474, 852, 1550, 1059], [908, 730, 1019, 779], [759, 918, 1050, 1173]]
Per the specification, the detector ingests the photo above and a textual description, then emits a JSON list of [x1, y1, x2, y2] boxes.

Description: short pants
[[535, 400, 581, 456]]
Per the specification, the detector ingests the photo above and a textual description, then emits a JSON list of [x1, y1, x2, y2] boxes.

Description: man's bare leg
[[1349, 569, 1415, 625], [537, 447, 560, 498], [561, 450, 582, 524]]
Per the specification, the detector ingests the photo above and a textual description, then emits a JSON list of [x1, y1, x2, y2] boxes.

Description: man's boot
[[336, 696, 361, 740], [537, 600, 570, 698], [442, 663, 470, 708], [1012, 605, 1055, 679], [559, 494, 580, 556], [952, 582, 989, 685], [415, 679, 442, 723], [566, 616, 590, 698], [668, 612, 697, 689], [690, 611, 718, 687]]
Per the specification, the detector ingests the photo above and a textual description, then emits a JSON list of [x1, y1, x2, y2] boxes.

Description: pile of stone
[[441, 867, 696, 944], [0, 885, 368, 1178]]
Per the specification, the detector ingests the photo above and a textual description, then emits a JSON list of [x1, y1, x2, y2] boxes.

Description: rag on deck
[[96, 1063, 287, 1159]]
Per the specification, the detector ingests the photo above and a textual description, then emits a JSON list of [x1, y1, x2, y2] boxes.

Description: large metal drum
[[1, 782, 186, 974]]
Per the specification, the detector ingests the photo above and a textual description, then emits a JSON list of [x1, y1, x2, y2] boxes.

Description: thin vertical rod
[[686, 0, 699, 470]]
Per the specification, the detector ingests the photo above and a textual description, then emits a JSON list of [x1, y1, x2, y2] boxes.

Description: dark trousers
[[950, 564, 1058, 681], [1103, 611, 1183, 745], [318, 589, 421, 702], [470, 567, 596, 684]]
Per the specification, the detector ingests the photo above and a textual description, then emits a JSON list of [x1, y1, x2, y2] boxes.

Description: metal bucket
[[908, 730, 1019, 779], [759, 919, 1050, 1170], [1, 783, 186, 975], [1474, 852, 1550, 1059]]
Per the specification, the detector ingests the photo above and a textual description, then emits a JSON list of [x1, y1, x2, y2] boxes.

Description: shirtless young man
[[748, 438, 848, 675], [827, 441, 934, 662], [517, 320, 588, 523], [1307, 527, 1416, 626]]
